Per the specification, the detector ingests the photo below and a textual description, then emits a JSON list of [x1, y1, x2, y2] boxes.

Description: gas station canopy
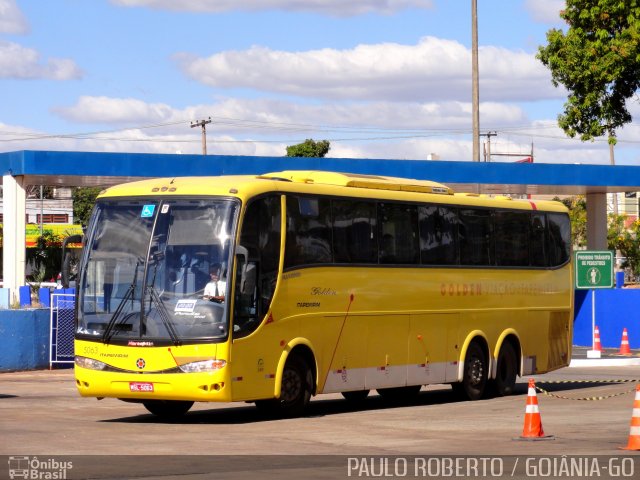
[[2, 149, 640, 194]]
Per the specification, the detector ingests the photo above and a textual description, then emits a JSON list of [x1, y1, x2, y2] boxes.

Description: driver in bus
[[203, 264, 226, 303]]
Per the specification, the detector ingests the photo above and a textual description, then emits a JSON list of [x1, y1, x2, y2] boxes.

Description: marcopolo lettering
[[297, 302, 320, 308]]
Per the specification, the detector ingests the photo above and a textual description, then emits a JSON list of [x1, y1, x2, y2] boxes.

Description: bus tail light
[[178, 359, 226, 373]]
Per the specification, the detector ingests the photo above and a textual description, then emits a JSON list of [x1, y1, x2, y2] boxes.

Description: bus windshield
[[77, 197, 238, 344]]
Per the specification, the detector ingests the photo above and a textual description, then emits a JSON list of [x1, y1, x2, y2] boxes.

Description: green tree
[[608, 214, 640, 277], [73, 187, 102, 225], [554, 195, 587, 247], [560, 194, 640, 278], [537, 1, 640, 151], [26, 230, 62, 282], [286, 139, 330, 157]]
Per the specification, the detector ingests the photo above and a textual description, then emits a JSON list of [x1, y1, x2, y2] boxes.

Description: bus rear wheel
[[491, 342, 518, 396], [453, 342, 487, 401], [142, 400, 194, 418]]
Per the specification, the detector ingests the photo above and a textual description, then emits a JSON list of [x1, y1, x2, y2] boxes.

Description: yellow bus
[[74, 171, 573, 417]]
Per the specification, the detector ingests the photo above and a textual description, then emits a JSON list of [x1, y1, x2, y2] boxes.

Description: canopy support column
[[586, 192, 608, 250], [2, 174, 26, 304]]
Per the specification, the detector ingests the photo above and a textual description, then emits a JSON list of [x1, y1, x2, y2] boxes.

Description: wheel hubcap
[[469, 358, 483, 386]]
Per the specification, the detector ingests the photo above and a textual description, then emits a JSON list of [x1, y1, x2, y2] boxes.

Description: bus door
[[230, 195, 282, 401]]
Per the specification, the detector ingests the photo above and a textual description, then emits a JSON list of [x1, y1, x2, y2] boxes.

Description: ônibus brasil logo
[[8, 456, 73, 479]]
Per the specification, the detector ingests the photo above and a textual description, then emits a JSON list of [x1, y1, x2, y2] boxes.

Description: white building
[[1, 187, 74, 225]]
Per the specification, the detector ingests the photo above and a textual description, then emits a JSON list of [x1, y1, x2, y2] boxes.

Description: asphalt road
[[1, 366, 639, 479]]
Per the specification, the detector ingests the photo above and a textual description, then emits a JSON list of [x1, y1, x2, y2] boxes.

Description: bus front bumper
[[74, 366, 232, 402]]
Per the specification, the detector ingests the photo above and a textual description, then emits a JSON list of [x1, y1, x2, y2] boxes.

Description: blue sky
[[1, 0, 638, 165]]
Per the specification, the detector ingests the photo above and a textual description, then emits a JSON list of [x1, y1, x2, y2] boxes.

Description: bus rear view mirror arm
[[236, 245, 257, 295]]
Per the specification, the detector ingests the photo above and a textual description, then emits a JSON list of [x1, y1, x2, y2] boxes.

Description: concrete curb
[[569, 357, 640, 367]]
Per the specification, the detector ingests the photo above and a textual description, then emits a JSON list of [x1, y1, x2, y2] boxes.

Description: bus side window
[[378, 202, 419, 264], [419, 205, 459, 265], [530, 213, 548, 267], [459, 208, 494, 266], [547, 213, 571, 267], [494, 210, 530, 267], [284, 196, 332, 268], [333, 199, 377, 263], [234, 195, 281, 338]]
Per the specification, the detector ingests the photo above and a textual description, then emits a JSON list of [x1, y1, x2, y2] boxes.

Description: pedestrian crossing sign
[[575, 251, 614, 289]]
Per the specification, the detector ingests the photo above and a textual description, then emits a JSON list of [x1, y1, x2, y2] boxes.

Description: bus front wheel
[[453, 342, 487, 401], [256, 355, 313, 417], [142, 400, 194, 418], [280, 355, 313, 416]]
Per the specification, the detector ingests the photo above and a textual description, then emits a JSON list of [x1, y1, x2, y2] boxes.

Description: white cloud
[[330, 137, 472, 162], [111, 0, 432, 16], [55, 96, 174, 124], [53, 96, 528, 134], [0, 0, 28, 34], [0, 120, 287, 157], [524, 0, 564, 24], [24, 95, 530, 159], [44, 94, 596, 163], [1, 108, 624, 165], [21, 96, 632, 164], [176, 37, 561, 102], [0, 41, 82, 80]]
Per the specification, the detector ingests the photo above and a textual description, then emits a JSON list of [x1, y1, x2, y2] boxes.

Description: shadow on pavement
[[103, 387, 471, 425], [100, 374, 640, 425]]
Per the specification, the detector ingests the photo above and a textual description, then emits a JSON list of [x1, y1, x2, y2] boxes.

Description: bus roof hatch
[[260, 171, 454, 195]]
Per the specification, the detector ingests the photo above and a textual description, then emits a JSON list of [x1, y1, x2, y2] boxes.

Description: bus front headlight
[[75, 356, 107, 371], [178, 359, 226, 373]]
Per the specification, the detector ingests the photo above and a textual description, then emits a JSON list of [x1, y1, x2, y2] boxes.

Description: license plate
[[129, 382, 154, 393]]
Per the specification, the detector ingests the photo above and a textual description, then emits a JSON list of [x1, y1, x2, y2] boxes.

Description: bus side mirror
[[236, 246, 256, 295], [62, 234, 83, 288]]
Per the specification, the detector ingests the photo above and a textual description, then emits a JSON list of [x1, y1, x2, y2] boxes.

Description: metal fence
[[49, 293, 75, 367]]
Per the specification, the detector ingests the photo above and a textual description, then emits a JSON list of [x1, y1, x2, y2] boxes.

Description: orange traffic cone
[[621, 384, 640, 450], [587, 325, 602, 358], [518, 378, 554, 441], [619, 328, 631, 355], [594, 326, 603, 352]]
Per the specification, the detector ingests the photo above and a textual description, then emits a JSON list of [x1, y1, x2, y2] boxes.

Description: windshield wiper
[[102, 258, 142, 343], [140, 251, 180, 346], [145, 285, 181, 346]]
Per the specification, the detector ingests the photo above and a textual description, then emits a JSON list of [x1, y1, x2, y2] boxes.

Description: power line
[[0, 115, 555, 143], [3, 114, 640, 149]]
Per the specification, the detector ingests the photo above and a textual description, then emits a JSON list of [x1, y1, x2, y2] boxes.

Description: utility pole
[[191, 117, 212, 155], [609, 132, 618, 215], [480, 131, 497, 162], [471, 0, 480, 162], [39, 185, 43, 235]]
